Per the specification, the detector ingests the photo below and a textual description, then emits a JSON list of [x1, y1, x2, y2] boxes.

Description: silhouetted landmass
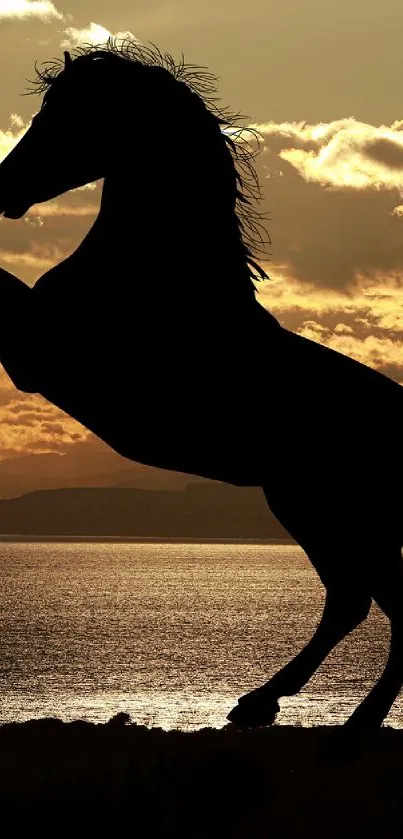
[[0, 483, 292, 540], [0, 716, 402, 837], [0, 451, 209, 498]]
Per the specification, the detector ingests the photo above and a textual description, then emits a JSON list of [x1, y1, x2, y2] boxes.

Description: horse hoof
[[227, 693, 280, 729]]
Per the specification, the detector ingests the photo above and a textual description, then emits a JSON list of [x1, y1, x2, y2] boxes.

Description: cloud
[[0, 0, 64, 22], [0, 394, 89, 457], [256, 270, 403, 383], [250, 121, 403, 290], [0, 113, 29, 163], [0, 243, 65, 270], [334, 323, 353, 335], [60, 22, 137, 50], [28, 202, 98, 217], [252, 117, 403, 197]]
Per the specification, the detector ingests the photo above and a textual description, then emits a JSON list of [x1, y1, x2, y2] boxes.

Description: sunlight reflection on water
[[0, 541, 399, 730]]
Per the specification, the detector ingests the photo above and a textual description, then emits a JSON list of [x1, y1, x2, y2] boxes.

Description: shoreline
[[0, 717, 401, 836], [0, 535, 295, 544]]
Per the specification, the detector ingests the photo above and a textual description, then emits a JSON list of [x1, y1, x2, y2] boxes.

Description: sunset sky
[[0, 0, 403, 483]]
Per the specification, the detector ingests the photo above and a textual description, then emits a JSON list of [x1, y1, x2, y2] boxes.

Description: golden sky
[[1, 0, 403, 474]]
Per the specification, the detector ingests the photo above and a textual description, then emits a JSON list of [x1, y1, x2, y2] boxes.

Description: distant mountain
[[0, 451, 210, 499], [0, 484, 291, 540]]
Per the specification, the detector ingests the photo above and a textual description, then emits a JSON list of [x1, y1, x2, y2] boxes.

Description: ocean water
[[0, 541, 399, 731]]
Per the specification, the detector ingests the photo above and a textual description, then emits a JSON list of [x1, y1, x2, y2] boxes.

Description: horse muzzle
[[0, 150, 34, 219]]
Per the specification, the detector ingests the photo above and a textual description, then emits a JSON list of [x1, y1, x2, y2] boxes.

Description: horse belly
[[37, 367, 262, 487], [107, 400, 262, 486]]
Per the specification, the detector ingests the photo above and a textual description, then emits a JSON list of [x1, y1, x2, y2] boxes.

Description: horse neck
[[88, 171, 259, 317], [78, 176, 133, 261]]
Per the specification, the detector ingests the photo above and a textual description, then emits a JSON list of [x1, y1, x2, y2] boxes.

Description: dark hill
[[0, 451, 209, 497], [0, 483, 291, 539]]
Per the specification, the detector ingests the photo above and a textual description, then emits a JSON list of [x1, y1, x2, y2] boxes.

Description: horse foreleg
[[227, 583, 372, 728], [0, 267, 35, 392]]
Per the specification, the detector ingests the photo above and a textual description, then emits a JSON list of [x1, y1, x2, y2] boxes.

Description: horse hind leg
[[227, 551, 372, 728], [343, 545, 403, 730]]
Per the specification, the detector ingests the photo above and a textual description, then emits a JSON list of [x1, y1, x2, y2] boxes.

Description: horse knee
[[326, 590, 371, 634]]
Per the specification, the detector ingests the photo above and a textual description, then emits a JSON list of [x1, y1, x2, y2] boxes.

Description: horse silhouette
[[0, 40, 402, 733]]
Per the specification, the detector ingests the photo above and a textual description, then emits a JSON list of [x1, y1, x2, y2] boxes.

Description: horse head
[[0, 48, 177, 219], [0, 41, 270, 297]]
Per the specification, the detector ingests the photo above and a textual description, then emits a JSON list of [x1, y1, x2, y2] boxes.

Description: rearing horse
[[0, 41, 402, 732]]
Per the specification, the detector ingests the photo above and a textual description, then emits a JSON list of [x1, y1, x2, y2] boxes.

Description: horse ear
[[64, 51, 72, 70]]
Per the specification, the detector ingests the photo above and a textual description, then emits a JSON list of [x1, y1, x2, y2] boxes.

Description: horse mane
[[24, 39, 272, 288]]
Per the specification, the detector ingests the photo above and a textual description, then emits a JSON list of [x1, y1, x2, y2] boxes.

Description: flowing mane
[[24, 38, 271, 290]]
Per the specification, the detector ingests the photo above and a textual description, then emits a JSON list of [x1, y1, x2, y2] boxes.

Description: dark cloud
[[256, 149, 403, 290], [363, 138, 403, 169]]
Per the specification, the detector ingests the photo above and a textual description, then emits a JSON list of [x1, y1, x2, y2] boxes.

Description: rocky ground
[[1, 715, 403, 837]]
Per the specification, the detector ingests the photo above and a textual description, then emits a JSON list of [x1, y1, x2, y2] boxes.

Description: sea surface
[[0, 541, 400, 730]]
